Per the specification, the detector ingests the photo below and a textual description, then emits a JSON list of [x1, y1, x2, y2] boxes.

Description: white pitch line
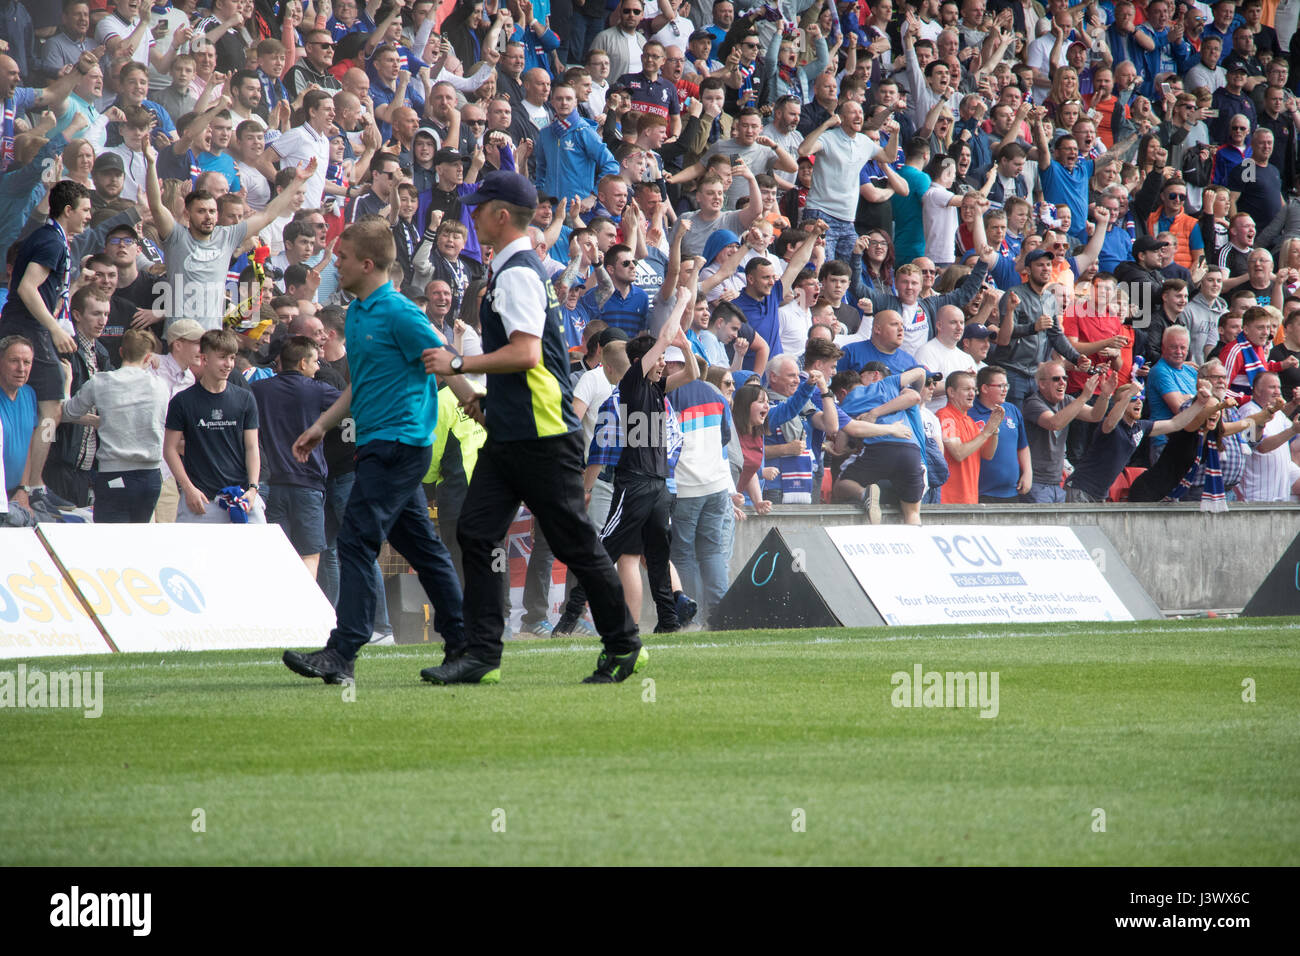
[[56, 621, 1294, 672]]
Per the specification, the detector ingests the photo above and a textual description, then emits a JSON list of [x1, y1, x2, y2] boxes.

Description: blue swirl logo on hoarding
[[159, 568, 205, 614]]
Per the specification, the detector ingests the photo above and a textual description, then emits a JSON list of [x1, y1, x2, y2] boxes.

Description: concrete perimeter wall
[[731, 503, 1300, 613]]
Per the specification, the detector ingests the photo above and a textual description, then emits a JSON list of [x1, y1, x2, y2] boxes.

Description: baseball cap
[[165, 319, 206, 343], [664, 346, 687, 364], [1024, 248, 1053, 265], [1226, 61, 1249, 75], [596, 327, 630, 348], [461, 170, 538, 209], [93, 153, 125, 175], [962, 323, 993, 340], [1134, 235, 1170, 255], [433, 147, 463, 165], [689, 29, 713, 43]]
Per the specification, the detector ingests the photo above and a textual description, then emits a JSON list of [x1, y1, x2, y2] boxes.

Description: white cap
[[663, 346, 687, 364]]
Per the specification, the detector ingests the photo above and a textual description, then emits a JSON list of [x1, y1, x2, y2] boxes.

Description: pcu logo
[[158, 569, 205, 613]]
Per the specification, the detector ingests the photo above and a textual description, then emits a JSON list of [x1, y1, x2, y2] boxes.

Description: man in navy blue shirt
[[251, 337, 341, 579], [581, 243, 649, 335], [0, 180, 93, 514], [616, 39, 682, 138]]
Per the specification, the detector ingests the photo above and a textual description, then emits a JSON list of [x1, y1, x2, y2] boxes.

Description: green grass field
[[2, 618, 1297, 866]]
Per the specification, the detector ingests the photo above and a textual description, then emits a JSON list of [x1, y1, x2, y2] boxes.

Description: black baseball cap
[[1024, 248, 1053, 265], [596, 327, 630, 348], [1134, 235, 1170, 255], [433, 147, 463, 165], [461, 171, 538, 209], [962, 323, 994, 340], [93, 153, 125, 174]]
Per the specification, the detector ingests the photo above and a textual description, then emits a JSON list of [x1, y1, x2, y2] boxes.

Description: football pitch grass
[[2, 618, 1297, 866]]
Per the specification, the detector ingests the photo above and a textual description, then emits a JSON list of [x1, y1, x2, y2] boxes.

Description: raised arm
[[142, 139, 175, 240], [244, 159, 319, 237]]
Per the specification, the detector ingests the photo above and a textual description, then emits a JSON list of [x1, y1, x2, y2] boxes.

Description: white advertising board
[[37, 525, 336, 654], [0, 529, 115, 659], [824, 525, 1134, 626]]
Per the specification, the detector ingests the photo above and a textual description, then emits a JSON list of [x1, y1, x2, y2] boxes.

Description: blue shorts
[[264, 483, 327, 555]]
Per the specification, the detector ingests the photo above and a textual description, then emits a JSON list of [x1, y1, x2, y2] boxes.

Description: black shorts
[[0, 316, 63, 402], [841, 441, 925, 503], [598, 473, 671, 560]]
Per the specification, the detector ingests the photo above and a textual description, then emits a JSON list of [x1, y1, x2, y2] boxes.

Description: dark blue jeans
[[325, 441, 464, 661], [93, 469, 162, 523], [319, 470, 390, 633]]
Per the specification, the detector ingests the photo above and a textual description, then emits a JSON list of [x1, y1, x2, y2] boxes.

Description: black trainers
[[581, 640, 648, 684], [283, 647, 355, 685], [421, 653, 501, 685], [551, 611, 580, 636]]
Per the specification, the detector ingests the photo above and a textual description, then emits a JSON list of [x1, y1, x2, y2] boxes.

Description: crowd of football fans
[[3, 0, 1300, 623]]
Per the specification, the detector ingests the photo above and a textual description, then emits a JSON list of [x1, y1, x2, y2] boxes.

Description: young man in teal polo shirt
[[283, 219, 476, 686]]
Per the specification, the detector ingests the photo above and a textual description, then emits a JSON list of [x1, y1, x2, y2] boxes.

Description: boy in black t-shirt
[[594, 296, 697, 630], [164, 330, 265, 523]]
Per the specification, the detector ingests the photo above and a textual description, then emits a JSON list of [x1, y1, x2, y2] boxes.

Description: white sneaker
[[368, 631, 396, 646]]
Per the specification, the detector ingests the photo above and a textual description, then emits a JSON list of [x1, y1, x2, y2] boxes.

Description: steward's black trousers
[[456, 431, 639, 665]]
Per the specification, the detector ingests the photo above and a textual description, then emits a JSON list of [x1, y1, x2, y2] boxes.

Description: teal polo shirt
[[346, 281, 444, 447]]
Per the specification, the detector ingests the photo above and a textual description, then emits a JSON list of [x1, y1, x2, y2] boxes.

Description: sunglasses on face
[[1166, 193, 1187, 201], [108, 236, 138, 245], [1046, 375, 1068, 383]]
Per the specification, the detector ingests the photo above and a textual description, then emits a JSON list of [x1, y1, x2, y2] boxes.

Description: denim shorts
[[265, 484, 327, 555]]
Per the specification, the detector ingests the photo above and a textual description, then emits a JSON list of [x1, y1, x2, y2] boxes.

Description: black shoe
[[283, 647, 354, 685], [441, 643, 466, 667], [653, 620, 680, 633], [674, 590, 698, 628], [421, 653, 501, 685], [551, 611, 579, 636], [581, 640, 648, 684]]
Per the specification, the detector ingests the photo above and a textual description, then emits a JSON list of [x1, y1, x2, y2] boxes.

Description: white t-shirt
[[574, 366, 615, 457], [146, 7, 191, 91], [651, 17, 695, 49], [1026, 32, 1067, 96], [269, 123, 331, 209], [914, 338, 977, 411], [96, 12, 154, 65], [899, 301, 929, 357], [923, 185, 959, 265], [778, 302, 812, 356], [235, 160, 272, 211]]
